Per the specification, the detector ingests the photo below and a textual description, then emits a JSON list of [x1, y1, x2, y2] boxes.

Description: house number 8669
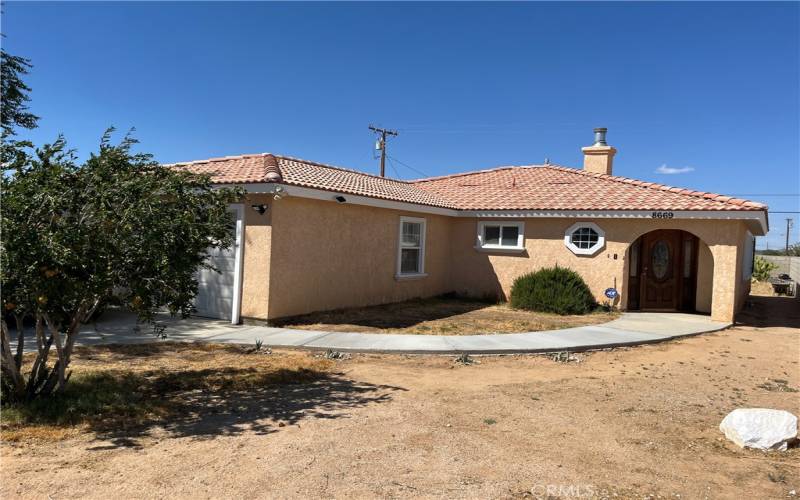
[[651, 211, 674, 219]]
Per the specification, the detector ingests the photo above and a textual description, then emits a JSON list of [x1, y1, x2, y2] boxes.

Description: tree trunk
[[41, 314, 66, 395], [34, 315, 45, 356], [40, 304, 87, 396], [4, 304, 91, 400], [24, 330, 53, 398], [0, 319, 25, 399]]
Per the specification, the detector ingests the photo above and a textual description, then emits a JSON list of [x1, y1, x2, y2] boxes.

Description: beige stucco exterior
[[582, 145, 617, 175], [263, 196, 454, 319], [449, 218, 750, 322], [237, 196, 757, 324], [240, 193, 273, 319]]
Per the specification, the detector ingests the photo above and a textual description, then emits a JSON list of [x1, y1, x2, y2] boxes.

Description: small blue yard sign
[[604, 288, 618, 299]]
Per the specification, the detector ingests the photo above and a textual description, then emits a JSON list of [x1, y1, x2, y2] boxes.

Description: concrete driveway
[[21, 309, 730, 355]]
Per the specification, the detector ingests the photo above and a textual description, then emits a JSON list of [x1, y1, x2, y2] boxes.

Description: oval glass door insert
[[652, 240, 670, 279]]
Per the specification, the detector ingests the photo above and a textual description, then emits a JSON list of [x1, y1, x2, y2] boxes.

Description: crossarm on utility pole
[[369, 125, 398, 177]]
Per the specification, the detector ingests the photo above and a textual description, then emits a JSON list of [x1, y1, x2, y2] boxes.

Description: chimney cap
[[592, 127, 609, 147]]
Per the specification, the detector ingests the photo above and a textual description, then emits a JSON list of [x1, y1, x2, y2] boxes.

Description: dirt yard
[[2, 295, 798, 499], [273, 296, 618, 334]]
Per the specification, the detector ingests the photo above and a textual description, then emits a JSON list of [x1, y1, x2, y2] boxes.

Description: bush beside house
[[752, 256, 778, 282], [510, 267, 597, 315]]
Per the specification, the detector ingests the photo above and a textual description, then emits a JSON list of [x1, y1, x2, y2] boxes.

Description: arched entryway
[[626, 229, 712, 313]]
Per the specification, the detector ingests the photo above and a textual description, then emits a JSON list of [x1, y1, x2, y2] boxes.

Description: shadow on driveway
[[738, 294, 800, 329]]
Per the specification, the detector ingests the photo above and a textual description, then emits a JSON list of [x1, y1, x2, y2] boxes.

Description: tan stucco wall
[[263, 197, 454, 320], [237, 194, 752, 324], [696, 242, 714, 314], [449, 218, 750, 323], [240, 194, 272, 319]]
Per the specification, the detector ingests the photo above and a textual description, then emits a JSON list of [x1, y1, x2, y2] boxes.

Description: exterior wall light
[[272, 186, 286, 200], [251, 204, 268, 215], [334, 195, 347, 203]]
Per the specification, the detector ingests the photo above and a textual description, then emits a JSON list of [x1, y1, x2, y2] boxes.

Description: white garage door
[[193, 205, 244, 323]]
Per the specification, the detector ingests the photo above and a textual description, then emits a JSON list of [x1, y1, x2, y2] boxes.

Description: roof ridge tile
[[275, 155, 415, 185], [163, 152, 272, 168], [409, 165, 539, 183]]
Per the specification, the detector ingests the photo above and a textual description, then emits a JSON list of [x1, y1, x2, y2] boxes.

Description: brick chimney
[[582, 127, 616, 175]]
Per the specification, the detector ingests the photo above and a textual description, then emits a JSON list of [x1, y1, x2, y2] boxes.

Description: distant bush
[[758, 243, 800, 257], [752, 256, 778, 282], [510, 266, 596, 315]]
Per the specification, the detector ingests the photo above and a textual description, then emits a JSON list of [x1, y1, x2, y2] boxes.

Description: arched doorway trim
[[625, 229, 708, 313]]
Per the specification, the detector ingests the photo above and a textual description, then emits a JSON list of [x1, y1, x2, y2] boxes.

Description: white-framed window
[[476, 221, 525, 251], [396, 216, 426, 278], [564, 222, 605, 256]]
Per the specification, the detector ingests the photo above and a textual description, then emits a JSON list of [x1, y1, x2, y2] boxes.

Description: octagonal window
[[564, 222, 605, 256]]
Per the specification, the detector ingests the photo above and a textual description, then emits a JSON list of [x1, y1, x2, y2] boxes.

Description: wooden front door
[[640, 230, 683, 310]]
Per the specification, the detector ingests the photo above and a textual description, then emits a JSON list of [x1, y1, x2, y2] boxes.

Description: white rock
[[719, 408, 797, 451]]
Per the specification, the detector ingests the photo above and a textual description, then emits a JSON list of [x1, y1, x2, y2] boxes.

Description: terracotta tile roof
[[412, 164, 768, 211], [167, 153, 452, 208], [275, 156, 452, 208], [167, 154, 767, 212], [168, 154, 274, 184]]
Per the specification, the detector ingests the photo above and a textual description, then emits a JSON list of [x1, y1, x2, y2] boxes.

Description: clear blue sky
[[4, 1, 799, 248]]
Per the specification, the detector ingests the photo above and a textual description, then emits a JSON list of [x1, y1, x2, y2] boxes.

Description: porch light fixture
[[272, 186, 286, 200], [250, 204, 268, 215], [334, 195, 347, 203]]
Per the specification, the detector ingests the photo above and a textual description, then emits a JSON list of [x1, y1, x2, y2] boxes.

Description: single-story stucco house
[[171, 128, 768, 325]]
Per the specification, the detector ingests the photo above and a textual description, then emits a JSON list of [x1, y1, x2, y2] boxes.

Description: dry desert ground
[[2, 294, 799, 499]]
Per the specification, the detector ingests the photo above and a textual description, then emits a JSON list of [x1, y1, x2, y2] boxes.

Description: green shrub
[[752, 256, 778, 282], [510, 266, 596, 315]]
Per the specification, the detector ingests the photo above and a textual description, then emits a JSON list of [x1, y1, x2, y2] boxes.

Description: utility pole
[[369, 125, 398, 177], [786, 218, 794, 254]]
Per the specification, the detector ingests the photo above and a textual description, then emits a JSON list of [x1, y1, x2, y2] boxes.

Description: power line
[[386, 154, 430, 179], [386, 156, 402, 179]]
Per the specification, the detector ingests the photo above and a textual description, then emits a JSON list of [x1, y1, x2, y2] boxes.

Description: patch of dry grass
[[275, 296, 619, 335], [1, 344, 334, 443], [750, 280, 776, 297]]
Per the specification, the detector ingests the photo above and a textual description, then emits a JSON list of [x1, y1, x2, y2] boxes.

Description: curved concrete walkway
[[65, 311, 730, 355]]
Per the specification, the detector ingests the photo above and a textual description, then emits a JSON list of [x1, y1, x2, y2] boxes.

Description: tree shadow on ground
[[6, 365, 406, 450], [101, 370, 404, 448], [272, 296, 495, 330], [737, 294, 800, 329]]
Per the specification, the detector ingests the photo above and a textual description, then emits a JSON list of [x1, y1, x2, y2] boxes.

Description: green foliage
[[1, 49, 39, 136], [2, 130, 243, 324], [758, 243, 800, 257], [1, 130, 244, 399], [752, 256, 778, 282], [509, 266, 597, 315], [1, 49, 40, 176]]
